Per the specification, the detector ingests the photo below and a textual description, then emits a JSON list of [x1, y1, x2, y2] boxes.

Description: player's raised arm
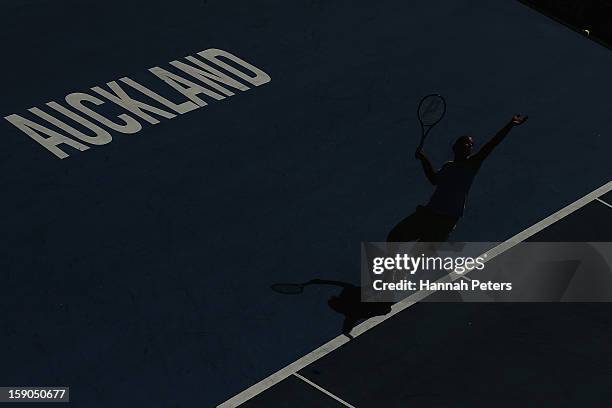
[[415, 147, 438, 185], [471, 114, 528, 164]]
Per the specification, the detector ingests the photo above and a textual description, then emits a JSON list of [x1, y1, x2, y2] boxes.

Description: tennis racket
[[416, 94, 446, 151], [270, 283, 305, 295]]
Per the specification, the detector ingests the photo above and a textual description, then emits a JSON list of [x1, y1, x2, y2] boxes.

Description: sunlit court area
[[1, 1, 611, 407]]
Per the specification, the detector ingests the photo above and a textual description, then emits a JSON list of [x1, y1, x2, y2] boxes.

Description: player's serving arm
[[468, 114, 529, 166]]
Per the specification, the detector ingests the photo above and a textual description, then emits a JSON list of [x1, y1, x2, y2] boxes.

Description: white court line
[[217, 180, 612, 408], [596, 197, 612, 210], [293, 373, 356, 408]]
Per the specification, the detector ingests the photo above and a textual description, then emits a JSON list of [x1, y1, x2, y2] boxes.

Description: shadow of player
[[271, 278, 393, 339]]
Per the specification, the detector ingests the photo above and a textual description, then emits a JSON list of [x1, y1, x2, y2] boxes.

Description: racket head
[[417, 94, 446, 126], [271, 283, 304, 295]]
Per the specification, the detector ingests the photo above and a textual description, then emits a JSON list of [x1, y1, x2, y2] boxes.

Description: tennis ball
[[583, 29, 590, 36]]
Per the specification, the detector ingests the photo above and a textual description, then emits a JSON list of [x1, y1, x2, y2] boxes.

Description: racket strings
[[418, 95, 446, 126]]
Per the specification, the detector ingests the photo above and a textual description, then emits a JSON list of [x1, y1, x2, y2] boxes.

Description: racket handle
[[416, 139, 425, 155]]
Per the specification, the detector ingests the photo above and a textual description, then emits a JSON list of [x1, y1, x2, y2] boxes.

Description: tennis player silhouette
[[387, 114, 528, 242]]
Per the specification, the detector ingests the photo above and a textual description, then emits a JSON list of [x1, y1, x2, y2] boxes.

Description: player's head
[[453, 135, 474, 160]]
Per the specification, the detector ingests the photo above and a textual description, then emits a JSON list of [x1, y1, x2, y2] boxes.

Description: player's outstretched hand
[[511, 114, 528, 126]]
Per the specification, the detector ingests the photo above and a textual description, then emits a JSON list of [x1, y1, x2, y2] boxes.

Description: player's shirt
[[426, 160, 479, 218]]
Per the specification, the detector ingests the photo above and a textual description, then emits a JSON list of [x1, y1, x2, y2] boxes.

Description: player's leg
[[386, 206, 427, 242], [386, 208, 428, 292], [420, 212, 458, 242]]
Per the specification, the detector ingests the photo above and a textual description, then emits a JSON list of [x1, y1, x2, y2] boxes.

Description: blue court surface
[[228, 183, 612, 407], [0, 1, 610, 407]]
